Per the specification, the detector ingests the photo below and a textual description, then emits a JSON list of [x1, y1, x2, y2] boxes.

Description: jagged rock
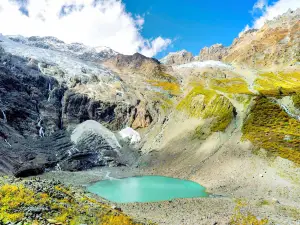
[[198, 44, 228, 61], [105, 53, 171, 81], [131, 102, 152, 129], [224, 8, 300, 67], [0, 43, 133, 177], [62, 90, 130, 131], [160, 50, 194, 65]]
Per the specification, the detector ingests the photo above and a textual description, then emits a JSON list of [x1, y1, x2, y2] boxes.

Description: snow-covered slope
[[175, 60, 233, 69], [7, 35, 118, 62], [0, 34, 119, 84]]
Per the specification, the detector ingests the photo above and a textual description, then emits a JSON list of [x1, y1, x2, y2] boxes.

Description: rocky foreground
[[0, 176, 153, 225]]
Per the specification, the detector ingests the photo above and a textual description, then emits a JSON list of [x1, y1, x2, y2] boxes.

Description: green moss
[[177, 85, 216, 118], [202, 95, 234, 132], [230, 199, 269, 225], [210, 78, 252, 94], [156, 72, 178, 82], [254, 71, 300, 96], [256, 199, 271, 207], [0, 180, 148, 225], [292, 93, 300, 109], [147, 80, 181, 96], [242, 97, 300, 164], [193, 95, 234, 139]]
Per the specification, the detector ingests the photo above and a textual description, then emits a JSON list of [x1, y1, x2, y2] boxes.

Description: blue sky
[[1, 0, 298, 58], [124, 0, 264, 58]]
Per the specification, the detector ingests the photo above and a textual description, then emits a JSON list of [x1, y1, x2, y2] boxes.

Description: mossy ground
[[201, 95, 234, 132], [292, 93, 300, 109], [254, 72, 300, 96], [0, 177, 152, 225], [242, 97, 300, 164], [210, 77, 252, 94], [176, 85, 234, 138], [193, 95, 234, 139], [147, 80, 181, 96], [176, 85, 216, 118], [230, 199, 269, 225]]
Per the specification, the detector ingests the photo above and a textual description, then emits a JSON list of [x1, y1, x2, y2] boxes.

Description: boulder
[[70, 120, 122, 168]]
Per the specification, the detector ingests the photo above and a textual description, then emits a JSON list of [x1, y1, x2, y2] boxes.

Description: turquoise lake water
[[87, 176, 208, 203]]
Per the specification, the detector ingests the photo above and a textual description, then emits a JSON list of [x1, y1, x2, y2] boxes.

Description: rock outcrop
[[160, 50, 194, 65], [105, 53, 172, 81], [198, 44, 228, 61], [224, 9, 300, 67], [69, 120, 122, 170], [0, 39, 134, 177]]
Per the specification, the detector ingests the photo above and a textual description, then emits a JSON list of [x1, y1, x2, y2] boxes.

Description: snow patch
[[175, 60, 233, 69], [119, 127, 141, 144]]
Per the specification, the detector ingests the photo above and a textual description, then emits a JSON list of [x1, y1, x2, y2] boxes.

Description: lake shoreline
[[38, 166, 235, 225]]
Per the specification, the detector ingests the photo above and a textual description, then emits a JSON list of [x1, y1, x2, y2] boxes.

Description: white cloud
[[0, 0, 171, 57], [253, 0, 300, 28], [140, 37, 172, 58], [253, 0, 267, 11]]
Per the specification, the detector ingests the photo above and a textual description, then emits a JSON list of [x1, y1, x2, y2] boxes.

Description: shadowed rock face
[[0, 47, 137, 177]]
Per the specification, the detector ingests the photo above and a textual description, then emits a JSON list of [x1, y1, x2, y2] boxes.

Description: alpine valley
[[0, 8, 300, 225]]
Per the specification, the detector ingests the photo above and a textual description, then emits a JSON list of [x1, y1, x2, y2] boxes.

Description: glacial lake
[[87, 175, 208, 203]]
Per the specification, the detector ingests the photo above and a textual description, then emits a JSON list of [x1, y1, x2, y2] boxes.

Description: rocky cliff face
[[198, 44, 228, 61], [160, 50, 194, 65], [0, 36, 139, 177], [224, 9, 300, 68]]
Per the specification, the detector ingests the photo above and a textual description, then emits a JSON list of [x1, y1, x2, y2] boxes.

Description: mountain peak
[[160, 50, 194, 65]]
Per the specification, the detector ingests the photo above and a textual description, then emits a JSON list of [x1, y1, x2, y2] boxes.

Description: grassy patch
[[292, 93, 300, 109], [242, 97, 300, 164], [210, 78, 252, 94], [202, 95, 234, 132], [254, 72, 300, 96], [0, 179, 149, 225], [147, 80, 181, 96], [177, 85, 216, 118], [193, 95, 234, 139], [156, 72, 178, 83], [230, 199, 269, 225]]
